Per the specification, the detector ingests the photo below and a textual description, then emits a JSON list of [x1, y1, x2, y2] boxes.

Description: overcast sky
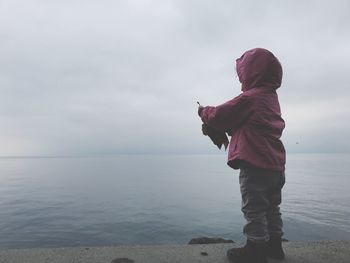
[[1, 0, 349, 156]]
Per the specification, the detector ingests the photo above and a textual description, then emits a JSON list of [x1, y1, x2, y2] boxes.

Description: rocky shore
[[0, 240, 349, 263]]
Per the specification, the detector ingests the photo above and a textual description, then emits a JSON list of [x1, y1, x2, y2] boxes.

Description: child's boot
[[267, 236, 285, 260], [227, 239, 268, 263]]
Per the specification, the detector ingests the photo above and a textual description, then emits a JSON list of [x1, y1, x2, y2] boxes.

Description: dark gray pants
[[239, 165, 285, 243]]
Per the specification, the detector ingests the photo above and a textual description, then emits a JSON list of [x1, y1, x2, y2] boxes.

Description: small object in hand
[[196, 101, 228, 150], [201, 123, 208, 135], [197, 101, 204, 116], [198, 106, 204, 116], [202, 123, 229, 150]]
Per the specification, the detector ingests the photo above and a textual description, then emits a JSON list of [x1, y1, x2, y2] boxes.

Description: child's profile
[[198, 48, 286, 263]]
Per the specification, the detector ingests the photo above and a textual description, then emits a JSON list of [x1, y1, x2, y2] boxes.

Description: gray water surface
[[0, 154, 349, 248]]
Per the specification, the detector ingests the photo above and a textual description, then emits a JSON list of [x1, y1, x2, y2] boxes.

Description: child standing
[[198, 48, 286, 263]]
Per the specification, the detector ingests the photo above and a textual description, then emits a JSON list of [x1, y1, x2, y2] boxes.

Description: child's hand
[[202, 123, 209, 135], [198, 105, 204, 116]]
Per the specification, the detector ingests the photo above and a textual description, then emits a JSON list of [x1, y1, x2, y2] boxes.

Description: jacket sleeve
[[199, 94, 253, 133]]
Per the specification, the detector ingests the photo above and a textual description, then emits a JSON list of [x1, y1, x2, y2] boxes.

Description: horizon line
[[0, 152, 349, 159]]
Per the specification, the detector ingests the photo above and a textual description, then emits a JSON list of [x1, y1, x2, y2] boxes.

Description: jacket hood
[[236, 48, 283, 91]]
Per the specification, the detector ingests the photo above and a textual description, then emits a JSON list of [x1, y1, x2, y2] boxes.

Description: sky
[[0, 0, 350, 156]]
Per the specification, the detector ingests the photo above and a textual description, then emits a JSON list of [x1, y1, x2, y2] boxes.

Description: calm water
[[0, 153, 349, 248]]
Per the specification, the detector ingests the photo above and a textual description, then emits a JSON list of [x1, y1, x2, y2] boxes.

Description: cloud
[[0, 0, 349, 155]]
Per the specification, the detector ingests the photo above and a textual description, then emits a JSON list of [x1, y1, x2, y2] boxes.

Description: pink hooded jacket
[[200, 48, 286, 171]]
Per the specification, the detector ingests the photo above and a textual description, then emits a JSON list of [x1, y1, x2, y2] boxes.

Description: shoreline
[[1, 240, 349, 263]]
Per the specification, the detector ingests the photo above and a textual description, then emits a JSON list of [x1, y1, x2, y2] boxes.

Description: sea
[[0, 153, 349, 249]]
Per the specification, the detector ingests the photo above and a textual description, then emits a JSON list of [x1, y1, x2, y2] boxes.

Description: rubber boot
[[267, 236, 285, 260], [227, 239, 268, 263]]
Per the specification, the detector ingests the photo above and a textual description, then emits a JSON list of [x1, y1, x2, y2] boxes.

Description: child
[[198, 48, 286, 263]]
